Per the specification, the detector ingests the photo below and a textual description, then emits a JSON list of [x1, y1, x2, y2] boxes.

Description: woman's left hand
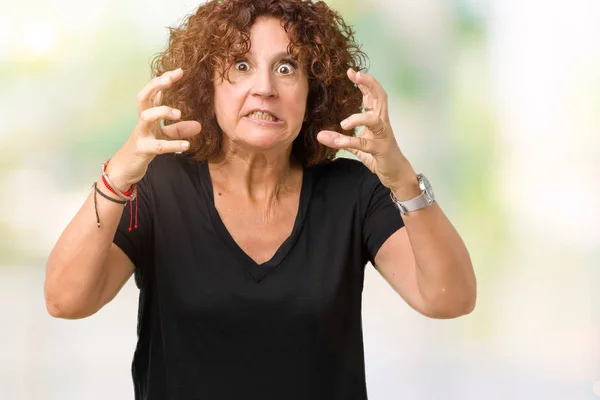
[[317, 69, 417, 195]]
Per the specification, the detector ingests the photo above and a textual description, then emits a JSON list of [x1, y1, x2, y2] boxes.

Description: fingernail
[[181, 141, 190, 149], [172, 109, 181, 116], [340, 119, 349, 127], [356, 71, 361, 79], [334, 137, 348, 146]]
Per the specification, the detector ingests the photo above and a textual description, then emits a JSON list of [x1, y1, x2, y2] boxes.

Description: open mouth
[[246, 111, 280, 122]]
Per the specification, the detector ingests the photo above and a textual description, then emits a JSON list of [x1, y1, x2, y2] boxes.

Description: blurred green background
[[1, 0, 599, 399]]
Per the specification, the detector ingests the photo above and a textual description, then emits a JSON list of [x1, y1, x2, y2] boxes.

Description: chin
[[232, 125, 296, 151], [236, 135, 286, 151]]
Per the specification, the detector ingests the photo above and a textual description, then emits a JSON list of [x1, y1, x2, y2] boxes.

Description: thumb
[[162, 120, 202, 139]]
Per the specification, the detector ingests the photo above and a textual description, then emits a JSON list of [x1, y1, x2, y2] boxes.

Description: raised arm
[[44, 68, 201, 319], [317, 69, 476, 319]]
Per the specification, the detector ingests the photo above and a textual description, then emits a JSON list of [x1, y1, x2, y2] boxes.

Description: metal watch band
[[389, 174, 435, 215], [390, 192, 432, 215]]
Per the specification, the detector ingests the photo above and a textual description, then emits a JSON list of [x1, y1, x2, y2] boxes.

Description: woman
[[45, 0, 476, 398]]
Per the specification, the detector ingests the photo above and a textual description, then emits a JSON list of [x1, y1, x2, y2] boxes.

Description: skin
[[208, 16, 310, 264], [209, 16, 309, 201], [44, 16, 476, 320], [316, 70, 477, 319]]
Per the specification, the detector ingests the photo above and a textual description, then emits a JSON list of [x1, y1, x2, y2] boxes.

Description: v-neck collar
[[198, 161, 313, 282]]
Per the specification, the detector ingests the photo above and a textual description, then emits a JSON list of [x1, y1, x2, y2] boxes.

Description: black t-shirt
[[113, 154, 404, 400]]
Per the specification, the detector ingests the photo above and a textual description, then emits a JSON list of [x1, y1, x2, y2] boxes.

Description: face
[[213, 17, 309, 153]]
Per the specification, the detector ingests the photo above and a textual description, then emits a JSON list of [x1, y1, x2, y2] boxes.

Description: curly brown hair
[[150, 0, 368, 166]]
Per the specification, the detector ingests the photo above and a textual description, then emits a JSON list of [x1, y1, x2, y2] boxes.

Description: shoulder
[[310, 156, 379, 189], [311, 156, 370, 180], [148, 153, 196, 173], [145, 154, 199, 183], [135, 154, 202, 202], [309, 156, 384, 203]]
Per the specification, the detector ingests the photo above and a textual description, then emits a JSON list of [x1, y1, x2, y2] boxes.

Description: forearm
[[389, 161, 476, 316], [400, 201, 476, 314], [44, 177, 126, 316]]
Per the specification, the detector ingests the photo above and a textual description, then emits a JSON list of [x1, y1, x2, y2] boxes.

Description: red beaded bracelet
[[95, 160, 139, 231], [101, 162, 136, 200]]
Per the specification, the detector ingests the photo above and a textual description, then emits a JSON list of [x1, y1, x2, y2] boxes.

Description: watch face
[[418, 174, 434, 201]]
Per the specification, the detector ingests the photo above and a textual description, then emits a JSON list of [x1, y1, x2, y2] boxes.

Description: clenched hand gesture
[[107, 68, 202, 191]]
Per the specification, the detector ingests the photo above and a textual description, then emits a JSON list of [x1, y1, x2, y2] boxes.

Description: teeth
[[248, 111, 277, 121]]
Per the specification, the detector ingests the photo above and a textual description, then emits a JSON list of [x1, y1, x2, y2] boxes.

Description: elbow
[[455, 293, 477, 317], [44, 286, 99, 320], [45, 298, 68, 319], [420, 261, 477, 319], [423, 298, 475, 319], [421, 286, 477, 319], [45, 298, 78, 319], [44, 260, 103, 319], [45, 297, 97, 319]]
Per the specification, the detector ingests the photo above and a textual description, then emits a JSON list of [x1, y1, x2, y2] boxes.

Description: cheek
[[292, 91, 309, 123], [213, 87, 239, 127], [282, 81, 309, 123]]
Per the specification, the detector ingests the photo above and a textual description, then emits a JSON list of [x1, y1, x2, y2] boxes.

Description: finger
[[136, 68, 183, 115], [347, 69, 387, 102], [137, 137, 191, 156], [340, 113, 386, 137], [317, 130, 378, 154], [347, 69, 388, 117], [139, 106, 182, 128], [161, 120, 202, 140], [152, 90, 163, 107], [347, 69, 374, 111], [346, 147, 375, 166], [348, 69, 375, 112]]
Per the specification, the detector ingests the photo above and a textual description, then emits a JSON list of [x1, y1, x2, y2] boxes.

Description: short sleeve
[[361, 169, 405, 264], [113, 167, 154, 270]]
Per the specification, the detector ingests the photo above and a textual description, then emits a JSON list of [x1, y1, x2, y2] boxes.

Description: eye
[[234, 60, 250, 72], [276, 61, 296, 75]]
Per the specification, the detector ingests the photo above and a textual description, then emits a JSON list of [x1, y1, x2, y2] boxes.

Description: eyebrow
[[245, 50, 295, 61], [271, 51, 293, 59]]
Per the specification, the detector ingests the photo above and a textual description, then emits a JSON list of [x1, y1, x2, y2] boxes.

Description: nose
[[250, 68, 278, 98]]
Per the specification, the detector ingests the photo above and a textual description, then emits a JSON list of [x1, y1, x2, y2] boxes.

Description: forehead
[[246, 16, 291, 53]]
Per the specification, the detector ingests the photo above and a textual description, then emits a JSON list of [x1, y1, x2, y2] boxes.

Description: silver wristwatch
[[390, 174, 435, 215]]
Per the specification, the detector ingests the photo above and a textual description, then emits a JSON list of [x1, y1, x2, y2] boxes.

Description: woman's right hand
[[106, 68, 202, 191]]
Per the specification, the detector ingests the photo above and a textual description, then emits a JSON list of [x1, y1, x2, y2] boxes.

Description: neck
[[209, 140, 299, 202]]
